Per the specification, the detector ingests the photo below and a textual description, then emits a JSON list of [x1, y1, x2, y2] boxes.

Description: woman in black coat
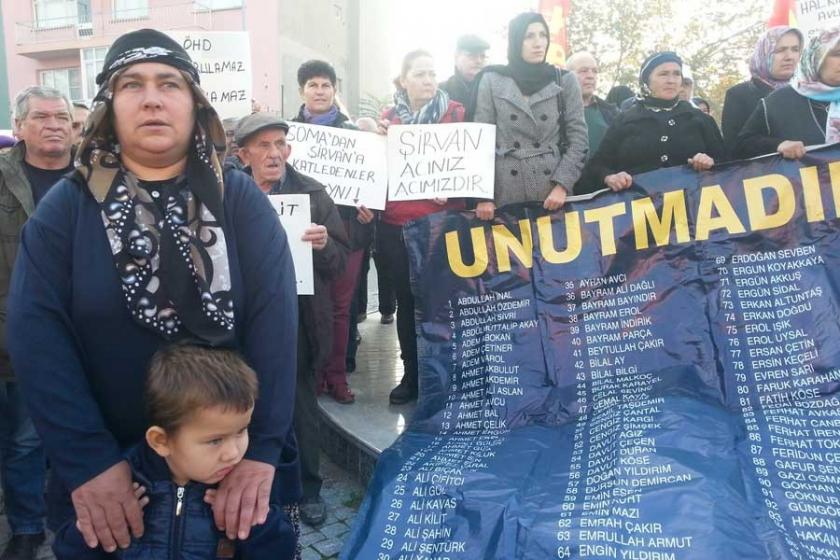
[[736, 28, 840, 160], [577, 52, 724, 194], [722, 26, 802, 158]]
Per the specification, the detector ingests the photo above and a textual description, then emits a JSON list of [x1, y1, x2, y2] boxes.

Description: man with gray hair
[[566, 51, 618, 157], [0, 85, 73, 560]]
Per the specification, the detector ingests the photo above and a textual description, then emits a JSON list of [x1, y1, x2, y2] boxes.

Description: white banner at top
[[167, 31, 252, 120]]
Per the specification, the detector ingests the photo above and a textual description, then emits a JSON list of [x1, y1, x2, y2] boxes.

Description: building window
[[112, 0, 148, 20], [40, 68, 84, 102], [80, 47, 108, 102], [33, 0, 83, 28], [195, 0, 242, 10]]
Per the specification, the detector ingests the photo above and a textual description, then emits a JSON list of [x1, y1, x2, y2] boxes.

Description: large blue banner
[[341, 147, 840, 560]]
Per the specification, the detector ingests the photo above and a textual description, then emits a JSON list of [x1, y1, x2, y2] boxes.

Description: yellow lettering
[[445, 227, 488, 278], [493, 220, 533, 273], [799, 166, 825, 222], [828, 161, 840, 217], [537, 213, 582, 264], [631, 190, 690, 250], [695, 185, 746, 241], [743, 174, 795, 231], [583, 203, 626, 256]]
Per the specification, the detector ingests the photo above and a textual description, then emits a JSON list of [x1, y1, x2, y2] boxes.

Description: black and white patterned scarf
[[75, 69, 235, 345], [392, 88, 451, 124]]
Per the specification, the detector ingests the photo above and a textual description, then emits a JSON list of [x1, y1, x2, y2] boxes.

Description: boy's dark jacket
[[52, 443, 296, 560]]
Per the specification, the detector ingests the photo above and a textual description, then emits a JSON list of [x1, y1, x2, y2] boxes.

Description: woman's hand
[[302, 224, 329, 251], [475, 201, 496, 221], [777, 140, 806, 160], [544, 184, 568, 211], [356, 205, 375, 224], [432, 197, 448, 206], [688, 153, 714, 171], [377, 119, 390, 136], [604, 172, 633, 191]]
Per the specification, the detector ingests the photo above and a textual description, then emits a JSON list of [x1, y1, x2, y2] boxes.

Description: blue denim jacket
[[52, 443, 296, 560]]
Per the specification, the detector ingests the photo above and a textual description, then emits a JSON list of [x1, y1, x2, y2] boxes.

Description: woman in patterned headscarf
[[722, 26, 803, 156], [6, 28, 301, 558], [737, 27, 840, 159]]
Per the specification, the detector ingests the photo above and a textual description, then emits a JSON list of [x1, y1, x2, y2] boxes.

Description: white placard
[[795, 1, 840, 39], [286, 123, 388, 210], [387, 123, 496, 202], [168, 31, 252, 120], [269, 194, 313, 296]]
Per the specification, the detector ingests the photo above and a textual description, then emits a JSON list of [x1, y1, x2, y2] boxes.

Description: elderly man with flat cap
[[235, 113, 349, 526], [440, 34, 490, 104], [7, 28, 300, 557]]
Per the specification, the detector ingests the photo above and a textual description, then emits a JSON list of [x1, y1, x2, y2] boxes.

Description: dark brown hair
[[146, 345, 258, 433], [394, 49, 434, 91]]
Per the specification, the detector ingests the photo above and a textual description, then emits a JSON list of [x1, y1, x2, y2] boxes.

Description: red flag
[[768, 0, 796, 26], [539, 0, 571, 66]]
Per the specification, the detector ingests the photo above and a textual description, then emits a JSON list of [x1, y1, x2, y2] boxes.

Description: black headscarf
[[481, 13, 557, 93], [467, 12, 557, 118], [76, 29, 235, 346]]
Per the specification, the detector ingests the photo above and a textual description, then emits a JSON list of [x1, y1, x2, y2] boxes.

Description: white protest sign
[[268, 194, 313, 295], [795, 1, 840, 38], [168, 31, 251, 119], [387, 123, 495, 202], [286, 123, 388, 210]]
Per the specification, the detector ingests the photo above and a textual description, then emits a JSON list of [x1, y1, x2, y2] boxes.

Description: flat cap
[[234, 113, 289, 145], [456, 34, 490, 53]]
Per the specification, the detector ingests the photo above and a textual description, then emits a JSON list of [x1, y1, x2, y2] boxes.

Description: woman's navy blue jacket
[[6, 168, 302, 520]]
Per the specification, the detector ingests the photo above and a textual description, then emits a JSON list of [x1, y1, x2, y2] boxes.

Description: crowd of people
[[0, 8, 833, 560]]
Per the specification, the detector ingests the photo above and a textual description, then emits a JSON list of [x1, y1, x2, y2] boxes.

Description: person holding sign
[[380, 49, 466, 405], [235, 113, 349, 528], [737, 27, 840, 160], [722, 26, 803, 157], [6, 30, 299, 557], [579, 51, 724, 194], [293, 60, 374, 405], [471, 12, 588, 220]]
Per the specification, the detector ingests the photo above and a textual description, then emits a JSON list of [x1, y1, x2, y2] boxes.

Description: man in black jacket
[[440, 35, 490, 105], [236, 113, 349, 527]]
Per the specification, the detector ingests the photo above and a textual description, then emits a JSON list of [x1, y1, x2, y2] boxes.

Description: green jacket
[[0, 143, 36, 380]]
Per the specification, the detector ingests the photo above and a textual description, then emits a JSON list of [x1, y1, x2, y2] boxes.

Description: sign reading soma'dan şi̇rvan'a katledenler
[[341, 146, 840, 560]]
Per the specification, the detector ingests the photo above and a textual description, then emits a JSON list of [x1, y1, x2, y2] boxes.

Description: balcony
[[15, 2, 219, 57]]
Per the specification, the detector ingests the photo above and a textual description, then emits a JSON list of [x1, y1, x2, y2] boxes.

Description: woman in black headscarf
[[471, 11, 588, 220], [577, 51, 724, 194]]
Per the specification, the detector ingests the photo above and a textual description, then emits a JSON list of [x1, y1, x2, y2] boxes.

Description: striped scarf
[[392, 89, 450, 124]]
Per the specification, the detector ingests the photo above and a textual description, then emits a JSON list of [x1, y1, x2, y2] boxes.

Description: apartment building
[[1, 0, 393, 127]]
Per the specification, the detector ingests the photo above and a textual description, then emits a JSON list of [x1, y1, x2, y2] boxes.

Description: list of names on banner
[[557, 274, 696, 559], [718, 245, 840, 559]]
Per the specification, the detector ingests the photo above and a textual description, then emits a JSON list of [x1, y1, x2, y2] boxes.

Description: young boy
[[53, 345, 296, 559]]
